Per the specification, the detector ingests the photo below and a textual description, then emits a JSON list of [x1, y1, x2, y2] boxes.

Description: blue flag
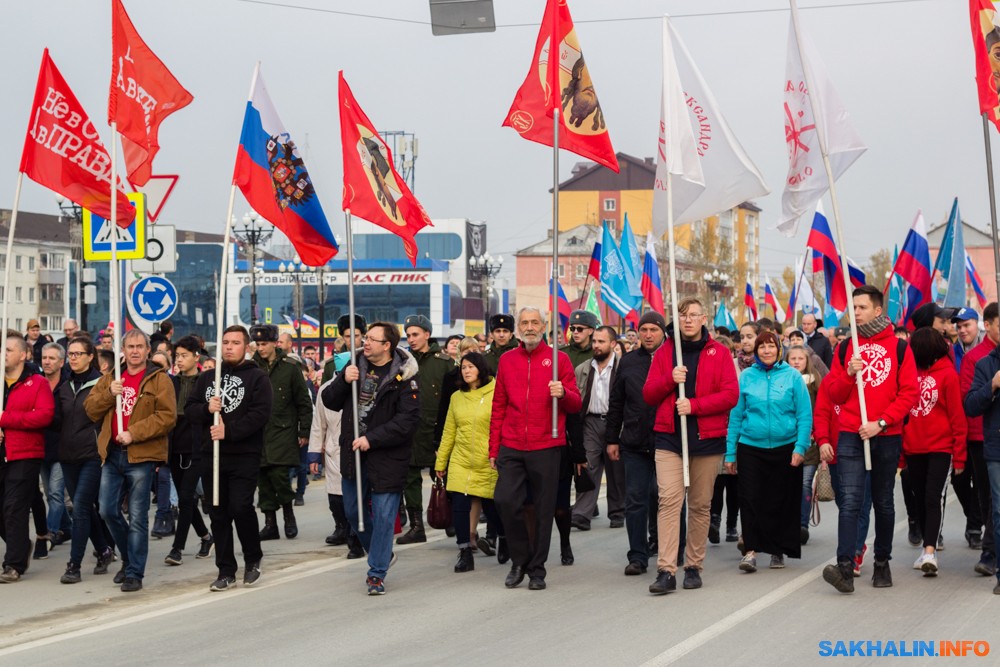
[[713, 303, 738, 331], [620, 213, 644, 303], [599, 221, 639, 321], [934, 198, 966, 308]]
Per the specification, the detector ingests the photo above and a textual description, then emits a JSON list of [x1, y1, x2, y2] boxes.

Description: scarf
[[754, 357, 780, 372], [857, 314, 891, 340], [736, 349, 755, 371]]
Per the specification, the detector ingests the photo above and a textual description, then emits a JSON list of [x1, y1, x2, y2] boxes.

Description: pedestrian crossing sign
[[82, 192, 146, 261]]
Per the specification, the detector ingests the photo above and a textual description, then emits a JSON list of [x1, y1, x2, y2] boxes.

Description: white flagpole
[[110, 122, 124, 436], [789, 0, 871, 470], [345, 209, 364, 532], [792, 247, 810, 330], [211, 185, 237, 507], [665, 177, 690, 488], [0, 173, 25, 428], [550, 109, 560, 438]]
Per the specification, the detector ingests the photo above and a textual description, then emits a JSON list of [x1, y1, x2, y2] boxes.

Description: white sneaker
[[913, 554, 924, 570], [919, 553, 938, 577]]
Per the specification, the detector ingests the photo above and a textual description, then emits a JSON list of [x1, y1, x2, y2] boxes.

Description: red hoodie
[[0, 368, 55, 461], [959, 335, 997, 442], [902, 356, 967, 470], [489, 341, 582, 460], [813, 373, 842, 464], [827, 323, 918, 435]]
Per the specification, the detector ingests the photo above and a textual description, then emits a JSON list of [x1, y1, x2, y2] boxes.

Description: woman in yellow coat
[[435, 352, 505, 572]]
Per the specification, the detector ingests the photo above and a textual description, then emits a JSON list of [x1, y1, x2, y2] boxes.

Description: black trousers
[[201, 453, 263, 578], [907, 452, 952, 550], [951, 451, 982, 533], [711, 474, 740, 530], [968, 441, 995, 553], [0, 459, 42, 574], [170, 453, 209, 551], [494, 446, 562, 580]]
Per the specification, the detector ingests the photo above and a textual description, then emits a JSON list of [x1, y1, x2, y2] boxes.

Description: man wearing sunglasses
[[561, 310, 599, 369]]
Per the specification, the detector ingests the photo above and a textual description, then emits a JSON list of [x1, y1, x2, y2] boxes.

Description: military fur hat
[[337, 313, 367, 336], [404, 314, 433, 334], [249, 324, 279, 343], [489, 314, 515, 332], [569, 310, 599, 329]]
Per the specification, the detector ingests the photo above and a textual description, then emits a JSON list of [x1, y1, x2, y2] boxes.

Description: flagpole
[[792, 247, 809, 329], [550, 109, 560, 438], [790, 0, 870, 470], [344, 210, 365, 532], [981, 113, 1000, 303], [210, 185, 238, 506], [577, 274, 590, 309], [110, 121, 124, 436], [0, 172, 25, 428], [665, 175, 690, 488]]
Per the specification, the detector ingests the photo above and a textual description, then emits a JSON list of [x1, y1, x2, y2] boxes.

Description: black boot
[[708, 514, 721, 545], [397, 508, 426, 545], [822, 560, 855, 593], [454, 547, 474, 573], [327, 495, 349, 545], [346, 532, 365, 559], [497, 536, 510, 565], [326, 524, 349, 546], [259, 511, 280, 541], [282, 504, 298, 539], [555, 508, 573, 565]]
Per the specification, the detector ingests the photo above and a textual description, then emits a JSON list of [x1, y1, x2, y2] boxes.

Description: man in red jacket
[[489, 306, 582, 591], [0, 334, 56, 582], [822, 286, 918, 594], [960, 302, 999, 577]]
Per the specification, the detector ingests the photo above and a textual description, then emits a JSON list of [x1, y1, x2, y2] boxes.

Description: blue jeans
[[985, 461, 1000, 581], [829, 463, 873, 554], [62, 459, 109, 566], [341, 465, 399, 581], [290, 446, 309, 498], [155, 465, 176, 520], [40, 461, 73, 536], [835, 433, 901, 563], [621, 449, 657, 567], [99, 448, 155, 579], [800, 464, 817, 528]]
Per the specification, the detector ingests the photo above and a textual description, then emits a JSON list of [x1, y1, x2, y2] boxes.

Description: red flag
[[339, 71, 432, 266], [109, 0, 193, 186], [970, 0, 1000, 130], [20, 49, 135, 226], [502, 0, 618, 172]]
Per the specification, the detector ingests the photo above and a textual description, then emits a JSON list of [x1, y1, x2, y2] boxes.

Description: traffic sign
[[82, 192, 146, 261], [131, 224, 177, 274], [130, 275, 178, 322], [134, 174, 178, 223]]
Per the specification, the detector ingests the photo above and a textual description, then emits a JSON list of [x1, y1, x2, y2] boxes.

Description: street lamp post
[[234, 212, 273, 325], [279, 255, 305, 355], [468, 253, 503, 330], [56, 196, 85, 334], [313, 262, 329, 361], [703, 269, 730, 323]]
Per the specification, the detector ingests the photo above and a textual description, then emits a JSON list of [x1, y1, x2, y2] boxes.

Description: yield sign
[[133, 174, 179, 223]]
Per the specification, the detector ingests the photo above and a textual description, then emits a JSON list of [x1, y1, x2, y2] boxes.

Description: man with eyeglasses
[[56, 319, 81, 351], [643, 298, 739, 594], [397, 314, 453, 545], [561, 310, 598, 369], [322, 321, 421, 595]]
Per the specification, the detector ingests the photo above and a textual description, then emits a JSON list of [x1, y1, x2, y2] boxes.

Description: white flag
[[793, 257, 818, 317], [668, 20, 769, 228], [778, 17, 867, 236], [652, 16, 705, 237]]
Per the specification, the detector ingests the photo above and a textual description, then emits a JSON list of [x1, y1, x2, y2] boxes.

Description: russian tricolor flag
[[550, 278, 572, 340], [640, 233, 664, 314], [744, 279, 758, 320], [234, 67, 339, 266], [587, 227, 602, 282], [846, 257, 866, 289], [807, 204, 847, 313], [892, 210, 933, 326], [966, 252, 988, 309], [764, 275, 785, 323]]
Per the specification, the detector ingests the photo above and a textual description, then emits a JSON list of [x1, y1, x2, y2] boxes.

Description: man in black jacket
[[187, 326, 273, 592], [322, 321, 421, 596], [802, 314, 832, 368], [606, 311, 665, 576]]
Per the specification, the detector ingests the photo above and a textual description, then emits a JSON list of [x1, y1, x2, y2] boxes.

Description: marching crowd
[[3, 285, 1000, 598]]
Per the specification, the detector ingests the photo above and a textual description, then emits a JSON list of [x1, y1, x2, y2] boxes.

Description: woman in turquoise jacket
[[724, 331, 812, 572]]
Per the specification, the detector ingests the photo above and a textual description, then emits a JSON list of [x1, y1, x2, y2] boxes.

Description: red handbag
[[426, 476, 453, 530]]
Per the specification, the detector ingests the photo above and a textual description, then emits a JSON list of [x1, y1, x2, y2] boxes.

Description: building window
[[15, 255, 22, 271], [41, 316, 63, 330], [28, 287, 35, 304], [602, 219, 617, 233], [575, 263, 585, 279], [15, 318, 21, 331], [41, 285, 64, 301], [28, 256, 35, 272], [15, 287, 22, 302], [558, 264, 565, 278], [40, 253, 65, 270], [603, 198, 616, 212]]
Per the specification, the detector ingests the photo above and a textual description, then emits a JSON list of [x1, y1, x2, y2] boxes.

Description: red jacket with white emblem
[[0, 368, 55, 461], [827, 324, 918, 435], [489, 341, 582, 460], [959, 336, 996, 442], [902, 356, 966, 469], [812, 373, 842, 464]]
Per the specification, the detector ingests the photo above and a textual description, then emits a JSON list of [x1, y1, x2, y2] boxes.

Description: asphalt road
[[0, 479, 997, 666]]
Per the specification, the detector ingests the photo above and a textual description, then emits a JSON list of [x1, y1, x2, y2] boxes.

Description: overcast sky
[[0, 0, 989, 283]]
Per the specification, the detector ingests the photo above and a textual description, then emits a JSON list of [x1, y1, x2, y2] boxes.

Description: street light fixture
[[234, 212, 273, 324], [278, 255, 306, 355], [468, 252, 503, 330], [703, 269, 731, 323]]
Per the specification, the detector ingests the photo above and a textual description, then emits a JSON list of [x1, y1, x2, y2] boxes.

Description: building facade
[[928, 218, 998, 306]]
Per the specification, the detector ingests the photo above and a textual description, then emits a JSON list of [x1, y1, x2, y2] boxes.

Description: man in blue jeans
[[85, 330, 176, 593], [822, 286, 918, 593], [321, 320, 420, 595]]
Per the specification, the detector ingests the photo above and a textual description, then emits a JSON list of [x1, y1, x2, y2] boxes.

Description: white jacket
[[308, 378, 343, 495]]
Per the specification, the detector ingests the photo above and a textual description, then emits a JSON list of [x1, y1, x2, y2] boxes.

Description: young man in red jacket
[[959, 302, 999, 576], [822, 286, 919, 594], [0, 334, 56, 582], [489, 306, 582, 591]]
